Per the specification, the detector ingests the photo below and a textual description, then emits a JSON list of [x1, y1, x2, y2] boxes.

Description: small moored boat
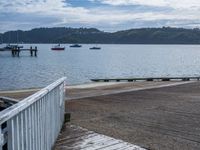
[[69, 44, 82, 48], [51, 44, 65, 50], [90, 46, 101, 50]]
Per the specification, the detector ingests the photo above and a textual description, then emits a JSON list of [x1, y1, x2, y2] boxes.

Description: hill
[[1, 27, 200, 44]]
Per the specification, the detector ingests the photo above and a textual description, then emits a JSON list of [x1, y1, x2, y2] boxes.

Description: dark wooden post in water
[[17, 47, 20, 57], [34, 46, 37, 57], [11, 47, 20, 57], [30, 46, 33, 56], [13, 47, 16, 57], [30, 46, 37, 57], [11, 49, 14, 57]]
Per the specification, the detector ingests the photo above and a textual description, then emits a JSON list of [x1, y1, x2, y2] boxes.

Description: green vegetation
[[1, 27, 200, 44]]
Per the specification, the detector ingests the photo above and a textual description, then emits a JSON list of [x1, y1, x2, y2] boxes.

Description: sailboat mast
[[0, 34, 3, 44], [8, 32, 11, 44], [17, 31, 18, 44]]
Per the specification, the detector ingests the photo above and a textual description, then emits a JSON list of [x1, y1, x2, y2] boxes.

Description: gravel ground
[[66, 82, 200, 150]]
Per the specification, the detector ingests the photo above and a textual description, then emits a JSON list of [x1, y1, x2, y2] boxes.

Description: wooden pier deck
[[54, 125, 145, 150], [91, 76, 200, 82]]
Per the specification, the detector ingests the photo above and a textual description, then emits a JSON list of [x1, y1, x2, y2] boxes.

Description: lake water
[[1, 44, 200, 90]]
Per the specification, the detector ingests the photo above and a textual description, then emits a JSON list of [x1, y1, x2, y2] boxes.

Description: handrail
[[0, 77, 66, 150], [0, 77, 66, 125]]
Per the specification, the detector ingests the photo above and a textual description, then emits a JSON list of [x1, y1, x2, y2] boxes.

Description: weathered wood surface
[[54, 125, 146, 150]]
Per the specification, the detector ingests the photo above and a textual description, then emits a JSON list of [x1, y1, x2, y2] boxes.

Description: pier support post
[[17, 47, 20, 57], [11, 50, 14, 57], [34, 46, 37, 57], [12, 48, 17, 57], [30, 46, 33, 56]]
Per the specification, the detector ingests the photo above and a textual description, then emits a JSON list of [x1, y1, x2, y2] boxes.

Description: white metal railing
[[0, 77, 66, 150]]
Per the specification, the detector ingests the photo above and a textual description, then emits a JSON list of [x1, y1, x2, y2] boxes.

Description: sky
[[0, 0, 200, 33]]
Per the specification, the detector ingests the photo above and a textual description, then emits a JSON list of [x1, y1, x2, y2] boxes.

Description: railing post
[[0, 126, 4, 150], [7, 119, 14, 150]]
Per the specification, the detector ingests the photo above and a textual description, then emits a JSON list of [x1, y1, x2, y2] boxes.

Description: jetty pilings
[[0, 46, 38, 57], [30, 46, 38, 57]]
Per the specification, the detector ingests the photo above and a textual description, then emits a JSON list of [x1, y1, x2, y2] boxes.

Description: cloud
[[0, 0, 90, 32], [90, 0, 167, 7], [91, 0, 200, 9], [0, 0, 200, 32]]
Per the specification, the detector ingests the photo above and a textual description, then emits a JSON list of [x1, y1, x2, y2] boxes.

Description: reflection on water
[[0, 44, 200, 90]]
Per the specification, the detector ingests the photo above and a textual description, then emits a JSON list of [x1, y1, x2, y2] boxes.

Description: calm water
[[1, 44, 200, 90]]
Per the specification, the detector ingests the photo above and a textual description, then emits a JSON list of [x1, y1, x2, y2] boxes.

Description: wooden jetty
[[0, 46, 38, 57], [91, 76, 200, 82]]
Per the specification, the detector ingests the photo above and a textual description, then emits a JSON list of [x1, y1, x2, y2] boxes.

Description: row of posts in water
[[12, 46, 38, 57]]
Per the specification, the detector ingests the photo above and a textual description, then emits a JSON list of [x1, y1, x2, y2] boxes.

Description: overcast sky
[[0, 0, 200, 33]]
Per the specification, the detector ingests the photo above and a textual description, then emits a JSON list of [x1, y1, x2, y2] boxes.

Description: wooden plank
[[56, 133, 98, 146], [66, 134, 115, 149], [54, 125, 145, 150], [56, 131, 94, 143]]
